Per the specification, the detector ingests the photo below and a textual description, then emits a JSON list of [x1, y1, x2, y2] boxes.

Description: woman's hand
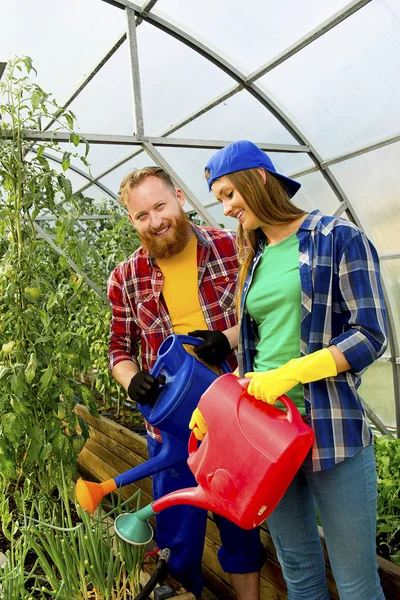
[[245, 368, 297, 404], [189, 407, 208, 440], [245, 348, 338, 404]]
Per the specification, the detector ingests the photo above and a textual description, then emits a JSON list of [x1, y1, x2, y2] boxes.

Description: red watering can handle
[[276, 394, 303, 426], [237, 378, 304, 427]]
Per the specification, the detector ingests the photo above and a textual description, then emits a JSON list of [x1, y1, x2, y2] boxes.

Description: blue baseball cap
[[205, 140, 301, 198]]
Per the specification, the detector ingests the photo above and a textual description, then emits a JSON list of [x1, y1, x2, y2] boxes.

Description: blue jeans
[[267, 445, 385, 600], [148, 435, 265, 597]]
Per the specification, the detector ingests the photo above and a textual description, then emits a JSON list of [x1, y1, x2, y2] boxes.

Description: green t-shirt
[[245, 232, 305, 415]]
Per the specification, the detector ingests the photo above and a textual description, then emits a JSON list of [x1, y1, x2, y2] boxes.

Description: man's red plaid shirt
[[107, 224, 239, 440]]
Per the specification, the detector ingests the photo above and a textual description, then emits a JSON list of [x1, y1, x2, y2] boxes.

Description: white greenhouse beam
[[379, 251, 400, 261], [98, 1, 362, 210], [361, 399, 395, 438], [79, 0, 374, 195], [8, 130, 309, 152], [125, 6, 145, 139], [246, 0, 373, 83], [74, 86, 243, 195], [35, 214, 114, 221], [321, 134, 400, 168], [139, 0, 159, 19], [30, 148, 117, 200]]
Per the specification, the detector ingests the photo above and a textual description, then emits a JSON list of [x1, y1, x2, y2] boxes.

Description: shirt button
[[225, 277, 229, 282], [157, 272, 162, 277]]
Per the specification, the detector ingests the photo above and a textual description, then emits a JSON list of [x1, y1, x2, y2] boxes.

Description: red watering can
[[114, 373, 314, 544]]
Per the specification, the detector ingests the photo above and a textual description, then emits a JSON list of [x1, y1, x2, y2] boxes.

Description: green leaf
[[61, 176, 72, 200], [47, 292, 58, 310], [65, 113, 74, 129], [62, 157, 70, 172], [39, 442, 52, 463], [31, 90, 40, 111], [39, 365, 54, 393], [0, 365, 10, 380], [25, 428, 42, 466], [39, 309, 51, 333], [70, 133, 80, 147], [10, 372, 25, 397], [24, 353, 38, 384], [1, 413, 21, 446]]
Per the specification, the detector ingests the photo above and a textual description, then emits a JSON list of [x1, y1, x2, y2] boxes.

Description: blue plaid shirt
[[238, 210, 388, 471]]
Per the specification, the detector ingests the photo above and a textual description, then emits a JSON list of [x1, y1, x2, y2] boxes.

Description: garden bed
[[75, 404, 400, 600]]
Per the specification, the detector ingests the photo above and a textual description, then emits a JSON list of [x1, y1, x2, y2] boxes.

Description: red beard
[[139, 209, 191, 259]]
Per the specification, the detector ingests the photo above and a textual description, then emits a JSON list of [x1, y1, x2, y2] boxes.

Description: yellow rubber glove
[[245, 348, 337, 404], [189, 407, 208, 441]]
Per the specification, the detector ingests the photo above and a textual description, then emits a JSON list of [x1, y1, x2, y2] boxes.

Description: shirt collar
[[298, 209, 324, 231]]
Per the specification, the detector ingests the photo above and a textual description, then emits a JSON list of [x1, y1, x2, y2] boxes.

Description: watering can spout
[[75, 478, 117, 514], [75, 434, 188, 513], [114, 486, 215, 545], [152, 485, 213, 514]]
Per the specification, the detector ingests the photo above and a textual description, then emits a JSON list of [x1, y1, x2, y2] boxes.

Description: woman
[[190, 140, 388, 600]]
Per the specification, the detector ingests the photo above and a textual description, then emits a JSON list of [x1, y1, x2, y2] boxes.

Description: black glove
[[128, 371, 166, 405], [188, 330, 231, 366]]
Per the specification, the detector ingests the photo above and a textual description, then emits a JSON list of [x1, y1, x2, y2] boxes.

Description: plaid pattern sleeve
[[330, 229, 388, 375], [107, 263, 142, 371]]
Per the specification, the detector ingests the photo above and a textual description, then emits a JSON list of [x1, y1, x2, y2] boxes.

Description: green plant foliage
[[0, 470, 145, 599], [54, 196, 141, 409], [375, 435, 400, 565], [0, 57, 140, 499]]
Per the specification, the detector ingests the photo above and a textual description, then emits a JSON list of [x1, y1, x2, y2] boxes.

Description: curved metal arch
[[31, 148, 117, 200]]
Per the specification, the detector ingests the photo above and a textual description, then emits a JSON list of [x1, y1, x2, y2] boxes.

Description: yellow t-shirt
[[157, 233, 208, 334]]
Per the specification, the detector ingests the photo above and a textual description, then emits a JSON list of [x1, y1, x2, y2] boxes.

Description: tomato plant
[[0, 57, 101, 498], [0, 57, 142, 501]]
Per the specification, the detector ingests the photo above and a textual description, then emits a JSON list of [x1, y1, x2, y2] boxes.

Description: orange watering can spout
[[75, 478, 117, 514]]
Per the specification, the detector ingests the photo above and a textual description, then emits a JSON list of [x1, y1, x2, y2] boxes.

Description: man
[[107, 166, 265, 599]]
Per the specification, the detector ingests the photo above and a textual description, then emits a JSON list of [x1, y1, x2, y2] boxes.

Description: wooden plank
[[88, 426, 148, 470], [75, 404, 149, 460], [377, 557, 400, 600], [83, 437, 154, 499], [77, 446, 153, 507]]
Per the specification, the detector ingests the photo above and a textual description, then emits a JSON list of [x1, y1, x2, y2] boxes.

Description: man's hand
[[128, 371, 166, 405], [188, 330, 231, 365], [189, 407, 208, 441]]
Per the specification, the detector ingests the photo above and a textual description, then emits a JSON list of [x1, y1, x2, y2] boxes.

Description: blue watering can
[[75, 334, 230, 513]]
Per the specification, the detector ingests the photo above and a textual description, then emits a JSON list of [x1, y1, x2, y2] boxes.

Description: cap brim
[[267, 170, 301, 198]]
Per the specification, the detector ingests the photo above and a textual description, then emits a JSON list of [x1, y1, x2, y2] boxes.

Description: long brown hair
[[224, 168, 306, 314]]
